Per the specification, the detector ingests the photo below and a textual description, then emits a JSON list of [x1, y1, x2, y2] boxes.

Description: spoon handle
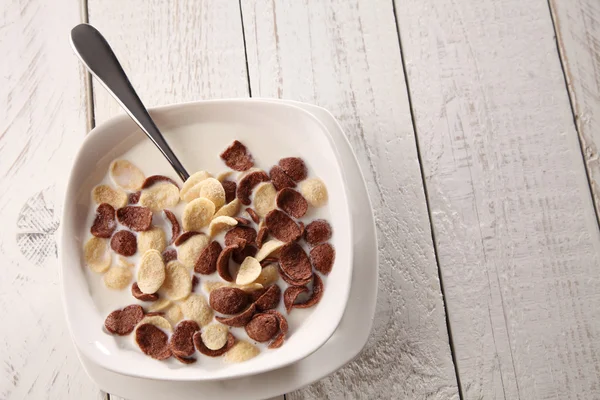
[[70, 23, 190, 182]]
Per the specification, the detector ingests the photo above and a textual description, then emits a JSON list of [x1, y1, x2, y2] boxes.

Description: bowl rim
[[59, 98, 354, 381]]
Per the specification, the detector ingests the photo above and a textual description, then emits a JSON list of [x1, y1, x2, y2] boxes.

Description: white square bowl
[[59, 100, 353, 381]]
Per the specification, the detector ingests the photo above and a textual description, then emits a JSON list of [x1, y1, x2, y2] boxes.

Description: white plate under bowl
[[59, 100, 353, 381], [77, 99, 379, 400]]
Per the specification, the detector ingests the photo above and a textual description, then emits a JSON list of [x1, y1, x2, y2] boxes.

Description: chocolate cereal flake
[[265, 210, 302, 242], [254, 284, 281, 311], [222, 180, 237, 204], [284, 285, 309, 313], [110, 230, 137, 256], [224, 226, 257, 247], [174, 231, 201, 246], [164, 210, 181, 244], [263, 309, 288, 349], [246, 208, 259, 224], [191, 275, 200, 292], [209, 287, 249, 315], [294, 273, 324, 309], [128, 191, 141, 204], [135, 323, 172, 360], [217, 244, 238, 282], [216, 303, 256, 327], [220, 140, 254, 171], [304, 219, 332, 246], [278, 264, 312, 286], [236, 170, 269, 205], [195, 241, 222, 275], [245, 313, 279, 342], [174, 354, 196, 364], [91, 203, 117, 238], [310, 243, 335, 275], [234, 216, 252, 225], [170, 320, 200, 358], [141, 175, 180, 189], [256, 226, 269, 248], [232, 243, 257, 264], [269, 165, 296, 191], [162, 248, 177, 263], [194, 331, 235, 357], [104, 304, 144, 335], [279, 157, 307, 182], [117, 206, 153, 232], [276, 188, 308, 219], [131, 282, 159, 302], [279, 242, 312, 282]]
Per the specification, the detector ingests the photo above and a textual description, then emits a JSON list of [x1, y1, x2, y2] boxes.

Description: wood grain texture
[[550, 0, 600, 220], [241, 1, 459, 399], [395, 0, 600, 398], [88, 0, 249, 124], [0, 0, 104, 398]]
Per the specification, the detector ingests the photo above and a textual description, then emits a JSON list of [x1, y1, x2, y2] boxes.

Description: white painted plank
[[0, 0, 104, 399], [550, 0, 600, 220], [241, 1, 459, 399], [395, 0, 600, 398], [88, 0, 249, 124]]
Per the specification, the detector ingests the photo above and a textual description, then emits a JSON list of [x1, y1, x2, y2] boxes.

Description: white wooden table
[[2, 0, 600, 398]]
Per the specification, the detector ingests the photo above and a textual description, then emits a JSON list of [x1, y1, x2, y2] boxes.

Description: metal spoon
[[70, 23, 190, 182]]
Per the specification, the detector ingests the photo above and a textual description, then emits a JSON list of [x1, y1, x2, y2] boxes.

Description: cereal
[[310, 243, 335, 275], [165, 304, 184, 325], [141, 175, 179, 189], [217, 244, 237, 282], [235, 256, 261, 285], [195, 240, 222, 275], [177, 233, 209, 269], [128, 191, 141, 204], [191, 275, 200, 292], [201, 323, 229, 350], [116, 206, 152, 232], [139, 315, 172, 332], [276, 188, 308, 219], [300, 178, 328, 207], [135, 324, 172, 360], [236, 170, 269, 205], [103, 266, 132, 290], [246, 207, 259, 224], [84, 237, 111, 273], [161, 260, 192, 300], [208, 216, 237, 237], [170, 320, 200, 357], [162, 248, 177, 263], [255, 264, 279, 286], [194, 331, 235, 357], [304, 220, 332, 245], [254, 284, 281, 311], [220, 140, 254, 171], [163, 210, 181, 244], [255, 239, 284, 262], [224, 226, 257, 247], [174, 231, 200, 246], [256, 226, 268, 248], [92, 185, 128, 209], [298, 221, 305, 237], [216, 304, 256, 327], [253, 183, 277, 218], [284, 285, 308, 312], [182, 197, 215, 231], [222, 181, 237, 204], [137, 249, 166, 294], [148, 298, 172, 312], [279, 157, 307, 182], [91, 203, 116, 238], [110, 230, 137, 256], [104, 304, 144, 335], [180, 170, 211, 201], [294, 274, 324, 309], [109, 159, 145, 190], [279, 242, 312, 282], [260, 257, 279, 267], [265, 210, 302, 242], [264, 309, 288, 349], [209, 287, 249, 315], [279, 265, 312, 286], [234, 216, 252, 225], [131, 282, 159, 301], [197, 178, 226, 209], [269, 165, 296, 191], [232, 243, 257, 264], [225, 340, 260, 363], [213, 198, 241, 219], [245, 313, 279, 342], [138, 227, 167, 254], [174, 354, 196, 364], [139, 181, 180, 211], [180, 294, 213, 327]]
